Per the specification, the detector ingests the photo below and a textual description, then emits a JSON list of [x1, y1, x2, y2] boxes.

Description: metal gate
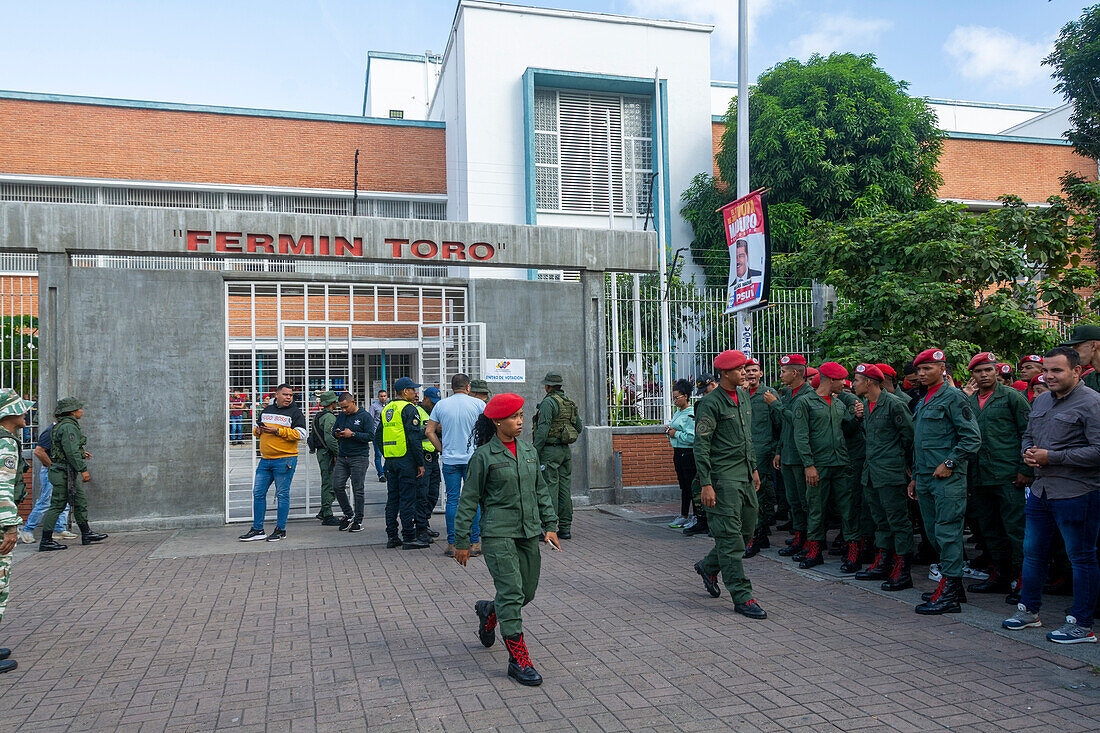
[[419, 323, 486, 389]]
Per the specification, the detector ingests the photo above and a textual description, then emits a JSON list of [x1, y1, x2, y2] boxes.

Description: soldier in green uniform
[[792, 361, 860, 571], [836, 385, 872, 562], [39, 398, 106, 551], [962, 352, 1031, 600], [768, 354, 812, 558], [313, 391, 342, 526], [744, 358, 780, 557], [909, 348, 983, 615], [691, 350, 766, 620], [533, 372, 583, 540], [0, 388, 33, 673], [470, 379, 492, 402], [1060, 324, 1100, 393], [852, 364, 916, 590], [455, 393, 560, 686]]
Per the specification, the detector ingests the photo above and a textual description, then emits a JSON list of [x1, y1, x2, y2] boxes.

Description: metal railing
[[70, 254, 449, 278]]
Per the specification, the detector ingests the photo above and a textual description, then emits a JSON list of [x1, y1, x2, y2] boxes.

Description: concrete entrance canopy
[[0, 202, 658, 273]]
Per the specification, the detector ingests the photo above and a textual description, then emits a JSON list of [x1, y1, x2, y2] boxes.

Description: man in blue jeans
[[18, 421, 75, 543], [238, 384, 307, 543], [426, 374, 485, 557], [1003, 347, 1100, 643]]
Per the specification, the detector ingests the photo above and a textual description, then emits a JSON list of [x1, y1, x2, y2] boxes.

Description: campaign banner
[[485, 358, 526, 383], [719, 190, 770, 314]]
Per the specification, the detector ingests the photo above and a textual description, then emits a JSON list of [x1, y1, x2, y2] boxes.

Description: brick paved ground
[[1, 509, 1099, 732]]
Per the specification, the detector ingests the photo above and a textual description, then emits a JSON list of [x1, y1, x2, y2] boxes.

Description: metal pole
[[353, 148, 359, 217], [734, 0, 752, 357], [654, 69, 672, 425]]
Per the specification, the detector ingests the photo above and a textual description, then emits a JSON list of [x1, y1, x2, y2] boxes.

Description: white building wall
[[999, 104, 1072, 139], [927, 100, 1046, 135], [364, 55, 442, 120], [711, 83, 736, 118]]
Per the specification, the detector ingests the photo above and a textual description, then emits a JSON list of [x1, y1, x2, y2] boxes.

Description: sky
[[0, 1, 1090, 115]]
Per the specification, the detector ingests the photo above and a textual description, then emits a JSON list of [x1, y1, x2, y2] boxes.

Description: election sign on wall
[[485, 359, 526, 383], [719, 190, 771, 315]]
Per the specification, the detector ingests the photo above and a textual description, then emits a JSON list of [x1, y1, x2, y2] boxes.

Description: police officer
[[313, 391, 342, 526], [744, 358, 780, 558], [909, 348, 982, 615], [376, 377, 427, 549], [767, 354, 812, 557], [792, 362, 859, 571], [963, 352, 1031, 601], [0, 388, 33, 673], [416, 388, 442, 541], [533, 373, 583, 540], [691, 350, 765, 619], [852, 364, 916, 590], [40, 398, 106, 551]]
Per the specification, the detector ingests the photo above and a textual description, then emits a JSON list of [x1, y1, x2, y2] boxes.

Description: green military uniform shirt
[[316, 409, 339, 454], [50, 415, 87, 471], [748, 385, 781, 469], [454, 436, 558, 550], [1083, 369, 1100, 394], [0, 427, 26, 528], [775, 383, 813, 466], [861, 390, 914, 486], [966, 382, 1031, 485], [693, 386, 755, 515], [792, 390, 851, 469], [912, 383, 982, 474], [533, 391, 583, 452], [836, 391, 866, 464]]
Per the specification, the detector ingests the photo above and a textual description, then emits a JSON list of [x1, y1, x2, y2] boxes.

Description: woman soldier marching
[[454, 392, 561, 686]]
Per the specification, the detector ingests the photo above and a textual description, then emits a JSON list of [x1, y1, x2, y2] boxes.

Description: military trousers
[[384, 458, 419, 540], [699, 480, 758, 603], [775, 468, 790, 516], [754, 466, 776, 531], [540, 445, 572, 533], [482, 536, 541, 638], [781, 464, 808, 533], [315, 449, 335, 518], [0, 550, 11, 623], [43, 466, 87, 530], [972, 482, 1025, 574], [845, 460, 875, 540], [416, 452, 442, 529], [806, 465, 857, 543], [915, 471, 968, 578], [865, 481, 915, 555]]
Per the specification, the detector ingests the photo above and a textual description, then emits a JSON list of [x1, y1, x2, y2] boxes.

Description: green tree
[[781, 196, 1096, 372], [682, 53, 943, 288], [1045, 4, 1100, 161], [0, 316, 37, 398]]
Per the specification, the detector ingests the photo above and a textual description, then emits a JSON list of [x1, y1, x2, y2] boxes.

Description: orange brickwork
[[0, 98, 446, 194], [612, 432, 677, 487]]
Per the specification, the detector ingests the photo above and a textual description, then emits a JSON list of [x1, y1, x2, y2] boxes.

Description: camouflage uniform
[[0, 389, 33, 631]]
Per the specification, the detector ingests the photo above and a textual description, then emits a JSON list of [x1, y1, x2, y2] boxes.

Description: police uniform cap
[[484, 393, 524, 420], [967, 352, 998, 371], [393, 377, 421, 393], [855, 363, 885, 382], [423, 386, 442, 402], [54, 397, 83, 415], [818, 361, 848, 380], [713, 350, 748, 370], [913, 348, 946, 365]]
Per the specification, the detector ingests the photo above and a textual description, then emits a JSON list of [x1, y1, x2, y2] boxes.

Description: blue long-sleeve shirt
[[333, 407, 374, 457]]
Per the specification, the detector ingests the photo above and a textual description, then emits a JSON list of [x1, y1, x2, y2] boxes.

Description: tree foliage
[[780, 196, 1097, 371], [682, 53, 943, 288], [1045, 4, 1100, 161]]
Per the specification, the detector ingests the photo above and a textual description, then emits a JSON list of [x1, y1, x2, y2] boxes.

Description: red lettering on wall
[[216, 232, 243, 253], [319, 236, 329, 256], [387, 238, 409, 257], [335, 236, 362, 257], [412, 239, 439, 259], [441, 241, 466, 260], [469, 242, 495, 261], [186, 230, 211, 251], [278, 234, 314, 255], [246, 234, 275, 254]]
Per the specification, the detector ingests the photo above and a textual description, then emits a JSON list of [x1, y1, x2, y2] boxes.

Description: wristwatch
[[944, 459, 956, 470]]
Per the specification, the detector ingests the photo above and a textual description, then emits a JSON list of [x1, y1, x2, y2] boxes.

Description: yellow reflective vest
[[416, 405, 436, 453], [382, 400, 412, 458]]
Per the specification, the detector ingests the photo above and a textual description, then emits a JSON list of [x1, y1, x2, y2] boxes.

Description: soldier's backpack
[[306, 411, 324, 453], [547, 392, 580, 445]]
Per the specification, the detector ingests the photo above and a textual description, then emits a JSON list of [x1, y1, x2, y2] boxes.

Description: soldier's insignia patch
[[697, 416, 715, 438], [962, 405, 973, 420], [2, 457, 14, 469], [411, 418, 420, 427]]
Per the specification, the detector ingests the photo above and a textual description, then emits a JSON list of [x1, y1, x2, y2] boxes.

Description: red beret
[[805, 366, 819, 378], [844, 379, 852, 388], [913, 348, 946, 365], [818, 361, 849, 380], [1030, 373, 1046, 386], [874, 363, 896, 378], [745, 357, 760, 367], [967, 351, 998, 370], [1019, 354, 1043, 366], [810, 374, 821, 389], [779, 354, 807, 366], [714, 350, 748, 370], [1011, 380, 1029, 392], [855, 363, 885, 381], [483, 393, 524, 420], [997, 363, 1013, 375]]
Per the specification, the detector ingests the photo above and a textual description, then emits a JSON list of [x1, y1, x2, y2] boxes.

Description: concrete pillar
[[36, 252, 71, 425], [580, 269, 607, 427]]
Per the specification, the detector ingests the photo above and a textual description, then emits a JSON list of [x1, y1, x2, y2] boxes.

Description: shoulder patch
[[3, 456, 14, 470], [961, 405, 974, 421], [696, 415, 716, 438]]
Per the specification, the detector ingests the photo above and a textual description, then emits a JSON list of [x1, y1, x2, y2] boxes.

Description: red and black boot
[[777, 531, 804, 557], [968, 565, 1010, 594], [915, 577, 964, 615], [839, 540, 862, 574], [881, 553, 913, 591], [799, 540, 824, 569], [504, 634, 542, 686], [855, 548, 890, 581], [475, 600, 497, 648]]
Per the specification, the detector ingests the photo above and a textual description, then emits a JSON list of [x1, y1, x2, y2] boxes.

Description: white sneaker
[[17, 528, 34, 544], [928, 563, 943, 582], [58, 529, 78, 540], [668, 516, 688, 529], [962, 562, 989, 581], [681, 516, 698, 531]]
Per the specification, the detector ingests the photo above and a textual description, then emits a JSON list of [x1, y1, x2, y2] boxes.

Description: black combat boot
[[474, 600, 497, 648], [839, 541, 862, 574], [777, 531, 804, 557], [881, 553, 914, 591], [744, 528, 769, 558], [856, 549, 890, 581], [694, 561, 721, 597], [828, 534, 846, 556], [416, 528, 434, 545], [78, 523, 107, 545], [386, 535, 403, 549], [38, 530, 67, 552], [968, 565, 1010, 593], [916, 577, 964, 615], [921, 580, 966, 603], [799, 540, 824, 569], [504, 634, 543, 686]]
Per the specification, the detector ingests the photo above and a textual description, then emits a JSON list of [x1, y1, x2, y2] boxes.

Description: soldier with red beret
[[1018, 355, 1044, 385], [910, 348, 983, 615], [692, 350, 767, 620], [744, 358, 782, 557], [768, 354, 813, 559], [876, 364, 899, 395], [996, 363, 1015, 387]]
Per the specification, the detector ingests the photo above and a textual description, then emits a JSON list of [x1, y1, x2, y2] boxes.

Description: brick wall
[[613, 431, 678, 487], [0, 98, 446, 194]]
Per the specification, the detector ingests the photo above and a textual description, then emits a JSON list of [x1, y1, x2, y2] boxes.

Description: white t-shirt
[[429, 393, 486, 465]]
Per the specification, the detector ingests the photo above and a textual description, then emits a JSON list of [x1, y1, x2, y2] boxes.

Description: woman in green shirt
[[454, 393, 561, 686]]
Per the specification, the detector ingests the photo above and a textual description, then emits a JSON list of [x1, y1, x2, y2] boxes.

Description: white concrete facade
[[362, 52, 442, 120]]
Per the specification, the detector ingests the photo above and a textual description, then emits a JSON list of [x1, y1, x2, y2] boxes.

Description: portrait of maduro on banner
[[719, 189, 771, 314]]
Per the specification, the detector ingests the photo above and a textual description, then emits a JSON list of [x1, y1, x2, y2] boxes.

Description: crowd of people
[[664, 324, 1100, 647]]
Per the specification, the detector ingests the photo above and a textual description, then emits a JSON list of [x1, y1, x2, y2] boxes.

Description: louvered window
[[534, 89, 652, 216]]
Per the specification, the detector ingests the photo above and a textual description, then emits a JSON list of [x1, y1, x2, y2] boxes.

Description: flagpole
[[735, 0, 752, 357], [655, 69, 673, 425]]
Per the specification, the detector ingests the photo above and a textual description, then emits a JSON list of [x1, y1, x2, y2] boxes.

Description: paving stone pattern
[[1, 509, 1099, 732]]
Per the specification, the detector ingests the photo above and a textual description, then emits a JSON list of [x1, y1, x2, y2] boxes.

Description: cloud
[[788, 15, 892, 59], [627, 0, 782, 50], [944, 25, 1050, 87]]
